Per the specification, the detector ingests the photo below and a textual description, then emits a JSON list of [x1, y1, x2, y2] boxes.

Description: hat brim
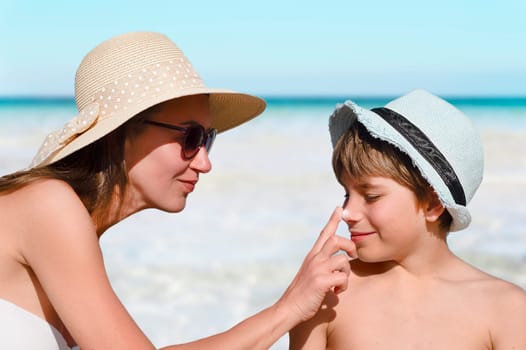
[[37, 87, 265, 167], [208, 90, 266, 132]]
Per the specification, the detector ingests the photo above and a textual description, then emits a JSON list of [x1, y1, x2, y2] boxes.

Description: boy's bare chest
[[327, 289, 493, 350]]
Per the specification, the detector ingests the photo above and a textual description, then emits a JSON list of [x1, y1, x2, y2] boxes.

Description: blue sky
[[1, 0, 524, 97]]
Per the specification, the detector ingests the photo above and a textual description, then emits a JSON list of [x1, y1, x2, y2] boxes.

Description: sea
[[1, 96, 525, 348]]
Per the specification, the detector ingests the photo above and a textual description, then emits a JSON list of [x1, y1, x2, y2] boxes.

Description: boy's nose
[[341, 198, 363, 223]]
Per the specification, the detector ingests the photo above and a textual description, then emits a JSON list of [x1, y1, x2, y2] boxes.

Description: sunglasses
[[144, 120, 217, 160]]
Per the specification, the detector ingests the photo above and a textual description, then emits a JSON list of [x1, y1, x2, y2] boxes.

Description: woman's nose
[[190, 146, 212, 173]]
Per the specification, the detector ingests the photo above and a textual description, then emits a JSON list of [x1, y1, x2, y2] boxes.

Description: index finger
[[310, 207, 343, 255]]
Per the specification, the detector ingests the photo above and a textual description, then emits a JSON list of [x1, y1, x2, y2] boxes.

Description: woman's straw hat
[[31, 31, 266, 167], [329, 89, 484, 232]]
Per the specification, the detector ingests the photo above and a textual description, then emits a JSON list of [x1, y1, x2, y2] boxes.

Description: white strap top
[[0, 299, 72, 349]]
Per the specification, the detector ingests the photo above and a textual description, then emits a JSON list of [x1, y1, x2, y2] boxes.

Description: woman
[[0, 31, 355, 349]]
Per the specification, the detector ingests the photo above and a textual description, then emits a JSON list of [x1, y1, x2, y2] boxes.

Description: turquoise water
[[2, 96, 526, 145], [2, 96, 526, 119], [1, 96, 525, 348]]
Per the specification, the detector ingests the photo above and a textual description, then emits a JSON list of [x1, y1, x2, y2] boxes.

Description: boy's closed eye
[[342, 190, 382, 205], [364, 193, 381, 202]]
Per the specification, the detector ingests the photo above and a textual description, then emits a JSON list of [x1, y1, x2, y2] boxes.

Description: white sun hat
[[329, 89, 484, 232], [31, 31, 266, 167]]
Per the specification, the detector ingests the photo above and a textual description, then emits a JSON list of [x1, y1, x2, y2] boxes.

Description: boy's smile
[[349, 230, 376, 243]]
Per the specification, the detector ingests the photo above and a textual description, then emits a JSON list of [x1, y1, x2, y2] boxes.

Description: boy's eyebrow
[[341, 175, 386, 190], [356, 181, 385, 190], [342, 182, 382, 195], [358, 183, 375, 189]]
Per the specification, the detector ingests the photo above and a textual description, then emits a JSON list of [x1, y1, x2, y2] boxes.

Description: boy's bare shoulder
[[475, 270, 526, 346], [459, 263, 525, 297], [479, 272, 526, 308], [447, 262, 526, 326]]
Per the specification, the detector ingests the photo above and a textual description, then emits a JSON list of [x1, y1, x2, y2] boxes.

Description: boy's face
[[340, 172, 430, 263]]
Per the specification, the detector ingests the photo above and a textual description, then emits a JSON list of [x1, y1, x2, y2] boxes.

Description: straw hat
[[329, 89, 484, 232], [30, 31, 266, 167]]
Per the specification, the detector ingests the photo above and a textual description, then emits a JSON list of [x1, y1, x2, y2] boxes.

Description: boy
[[290, 90, 526, 349]]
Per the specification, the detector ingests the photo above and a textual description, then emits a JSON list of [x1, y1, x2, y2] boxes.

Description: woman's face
[[124, 94, 213, 213]]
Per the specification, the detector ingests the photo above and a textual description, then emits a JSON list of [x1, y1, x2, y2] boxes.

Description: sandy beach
[[1, 99, 525, 348]]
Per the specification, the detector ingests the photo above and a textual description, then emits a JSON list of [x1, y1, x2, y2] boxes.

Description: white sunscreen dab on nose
[[341, 209, 350, 220]]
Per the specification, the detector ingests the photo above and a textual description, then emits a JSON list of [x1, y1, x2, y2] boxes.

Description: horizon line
[[1, 94, 526, 102]]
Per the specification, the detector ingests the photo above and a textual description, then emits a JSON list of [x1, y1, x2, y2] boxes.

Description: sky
[[0, 0, 524, 97]]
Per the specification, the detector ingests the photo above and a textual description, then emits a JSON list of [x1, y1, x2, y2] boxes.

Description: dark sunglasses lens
[[183, 126, 205, 158], [205, 129, 217, 152]]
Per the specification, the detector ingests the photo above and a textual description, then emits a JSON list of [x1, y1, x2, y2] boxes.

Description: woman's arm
[[22, 180, 353, 349], [20, 180, 155, 349], [289, 310, 330, 350]]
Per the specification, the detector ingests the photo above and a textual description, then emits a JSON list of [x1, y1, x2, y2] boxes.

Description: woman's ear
[[424, 192, 446, 223]]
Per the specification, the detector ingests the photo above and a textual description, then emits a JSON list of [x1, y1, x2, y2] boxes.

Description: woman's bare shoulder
[[1, 178, 83, 227], [12, 178, 79, 200], [10, 179, 88, 219], [3, 178, 94, 259]]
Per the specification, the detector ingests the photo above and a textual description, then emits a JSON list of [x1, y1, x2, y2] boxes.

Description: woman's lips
[[179, 180, 197, 192]]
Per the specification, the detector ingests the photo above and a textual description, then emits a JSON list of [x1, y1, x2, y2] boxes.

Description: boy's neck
[[387, 249, 462, 278], [354, 235, 462, 278], [391, 224, 458, 277]]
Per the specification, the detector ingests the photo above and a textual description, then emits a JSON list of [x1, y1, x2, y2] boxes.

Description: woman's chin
[[157, 199, 187, 213]]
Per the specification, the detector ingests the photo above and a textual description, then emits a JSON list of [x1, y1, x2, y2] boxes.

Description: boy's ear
[[425, 192, 446, 222]]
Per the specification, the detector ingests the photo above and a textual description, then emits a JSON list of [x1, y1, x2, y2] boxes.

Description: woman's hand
[[277, 207, 357, 323]]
